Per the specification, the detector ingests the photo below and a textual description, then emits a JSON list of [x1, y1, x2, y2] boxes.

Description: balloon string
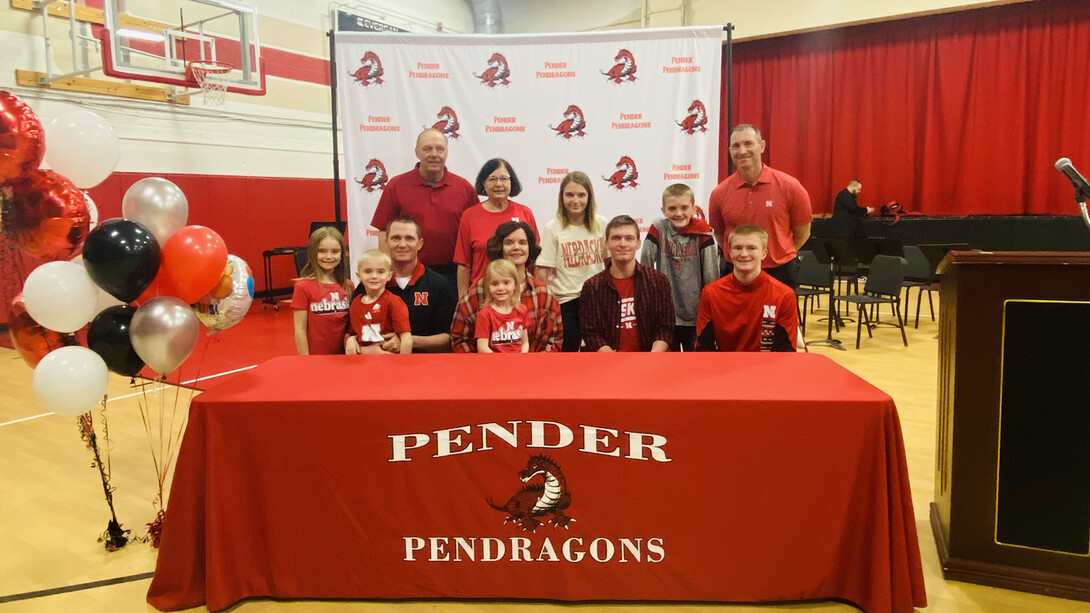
[[157, 376, 166, 509], [162, 332, 212, 495], [135, 378, 164, 514]]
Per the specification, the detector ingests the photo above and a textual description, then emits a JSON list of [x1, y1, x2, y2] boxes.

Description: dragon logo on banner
[[475, 52, 511, 88], [677, 100, 708, 135], [487, 455, 575, 532], [604, 156, 639, 190], [429, 106, 461, 139], [550, 105, 587, 139], [602, 49, 637, 84], [355, 159, 388, 192], [349, 51, 384, 86]]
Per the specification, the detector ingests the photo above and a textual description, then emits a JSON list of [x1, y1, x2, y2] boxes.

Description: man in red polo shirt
[[708, 124, 812, 288], [371, 128, 478, 289]]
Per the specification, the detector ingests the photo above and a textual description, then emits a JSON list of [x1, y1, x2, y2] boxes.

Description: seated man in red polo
[[579, 215, 673, 352], [696, 224, 798, 352]]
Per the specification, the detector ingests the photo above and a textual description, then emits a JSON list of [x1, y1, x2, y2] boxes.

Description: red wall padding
[[725, 0, 1090, 216]]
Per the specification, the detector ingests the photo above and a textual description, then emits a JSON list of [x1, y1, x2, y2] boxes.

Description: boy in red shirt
[[347, 250, 412, 354], [696, 225, 798, 352]]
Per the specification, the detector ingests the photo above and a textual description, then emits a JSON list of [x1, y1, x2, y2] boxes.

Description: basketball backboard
[[99, 0, 266, 96]]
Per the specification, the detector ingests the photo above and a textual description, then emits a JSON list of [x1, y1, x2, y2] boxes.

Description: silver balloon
[[121, 177, 189, 244], [131, 296, 199, 374]]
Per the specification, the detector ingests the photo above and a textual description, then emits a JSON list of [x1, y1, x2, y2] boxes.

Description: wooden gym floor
[[1, 295, 1087, 613]]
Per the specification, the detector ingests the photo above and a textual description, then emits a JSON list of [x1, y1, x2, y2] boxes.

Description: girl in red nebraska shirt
[[475, 259, 529, 353], [291, 226, 352, 355]]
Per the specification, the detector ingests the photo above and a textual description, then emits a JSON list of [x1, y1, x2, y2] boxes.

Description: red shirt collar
[[411, 163, 451, 187], [387, 260, 426, 287], [733, 164, 773, 188]]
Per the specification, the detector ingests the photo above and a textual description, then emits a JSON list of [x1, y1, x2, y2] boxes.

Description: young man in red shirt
[[579, 215, 673, 352], [696, 225, 798, 352]]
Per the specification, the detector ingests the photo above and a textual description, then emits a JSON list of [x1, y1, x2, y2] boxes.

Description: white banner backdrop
[[336, 27, 722, 274]]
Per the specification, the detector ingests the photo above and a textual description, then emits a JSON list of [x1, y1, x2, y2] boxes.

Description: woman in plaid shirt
[[450, 221, 562, 352]]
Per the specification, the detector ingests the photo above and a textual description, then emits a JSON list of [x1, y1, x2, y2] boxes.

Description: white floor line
[[0, 413, 54, 427], [180, 364, 257, 385], [104, 364, 258, 403], [1, 365, 260, 425]]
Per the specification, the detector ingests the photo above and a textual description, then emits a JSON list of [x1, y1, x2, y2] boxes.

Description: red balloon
[[0, 92, 45, 182], [157, 225, 227, 304], [1, 169, 90, 260], [8, 293, 77, 367]]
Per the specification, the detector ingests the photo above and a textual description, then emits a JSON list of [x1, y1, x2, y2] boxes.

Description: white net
[[189, 63, 232, 106]]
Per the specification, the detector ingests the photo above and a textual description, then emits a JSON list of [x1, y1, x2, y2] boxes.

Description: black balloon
[[82, 218, 161, 303], [87, 305, 145, 377]]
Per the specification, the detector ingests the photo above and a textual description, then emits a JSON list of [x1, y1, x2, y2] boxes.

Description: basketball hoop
[[186, 61, 233, 106]]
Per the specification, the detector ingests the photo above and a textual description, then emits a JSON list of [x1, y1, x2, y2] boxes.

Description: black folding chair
[[293, 248, 308, 275], [901, 245, 937, 327], [833, 255, 908, 349], [795, 250, 830, 335]]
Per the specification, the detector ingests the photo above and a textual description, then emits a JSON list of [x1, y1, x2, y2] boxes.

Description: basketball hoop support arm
[[35, 0, 105, 83]]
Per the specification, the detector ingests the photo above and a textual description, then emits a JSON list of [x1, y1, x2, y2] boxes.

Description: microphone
[[1054, 158, 1090, 202]]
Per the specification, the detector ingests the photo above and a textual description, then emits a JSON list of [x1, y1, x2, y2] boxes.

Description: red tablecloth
[[147, 353, 925, 612]]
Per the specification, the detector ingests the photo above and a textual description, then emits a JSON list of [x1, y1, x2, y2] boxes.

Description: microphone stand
[[1079, 199, 1090, 233]]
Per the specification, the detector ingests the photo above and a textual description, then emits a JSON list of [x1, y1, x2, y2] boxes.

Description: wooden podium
[[932, 251, 1090, 599]]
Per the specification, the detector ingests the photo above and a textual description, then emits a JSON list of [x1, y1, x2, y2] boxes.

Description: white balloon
[[44, 110, 121, 188], [33, 346, 109, 416], [23, 261, 98, 333], [122, 177, 188, 244]]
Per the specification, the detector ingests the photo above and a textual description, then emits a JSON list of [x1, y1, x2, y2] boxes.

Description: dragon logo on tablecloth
[[487, 455, 575, 532]]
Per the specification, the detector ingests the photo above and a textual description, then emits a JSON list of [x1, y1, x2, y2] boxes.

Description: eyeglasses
[[485, 176, 511, 184]]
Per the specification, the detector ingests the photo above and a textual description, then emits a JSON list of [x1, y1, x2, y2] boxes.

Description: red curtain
[[723, 0, 1090, 216]]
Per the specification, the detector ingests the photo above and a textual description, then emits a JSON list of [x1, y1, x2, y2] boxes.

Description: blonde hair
[[356, 249, 392, 270], [299, 226, 351, 291], [482, 259, 519, 305], [662, 183, 695, 206], [555, 171, 600, 233], [728, 224, 769, 250]]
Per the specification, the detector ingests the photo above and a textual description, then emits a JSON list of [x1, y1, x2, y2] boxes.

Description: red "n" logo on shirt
[[414, 292, 429, 306]]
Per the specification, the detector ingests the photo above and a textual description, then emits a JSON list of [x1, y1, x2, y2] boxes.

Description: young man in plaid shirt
[[579, 215, 674, 352]]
